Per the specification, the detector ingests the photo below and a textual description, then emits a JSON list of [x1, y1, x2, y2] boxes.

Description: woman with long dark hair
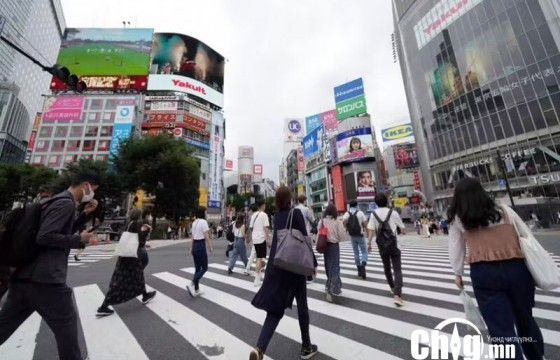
[[228, 213, 250, 275], [320, 203, 346, 303], [186, 206, 213, 297], [249, 186, 318, 360], [447, 178, 544, 360]]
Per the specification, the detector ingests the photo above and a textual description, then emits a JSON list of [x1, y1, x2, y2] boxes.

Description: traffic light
[[45, 65, 87, 93]]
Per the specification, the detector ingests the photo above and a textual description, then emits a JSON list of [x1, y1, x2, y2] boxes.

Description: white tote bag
[[510, 209, 560, 290], [113, 222, 139, 258], [459, 290, 486, 331]]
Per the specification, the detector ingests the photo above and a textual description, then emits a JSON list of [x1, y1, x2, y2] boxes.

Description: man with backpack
[[0, 170, 100, 360], [367, 193, 406, 307], [342, 200, 368, 279]]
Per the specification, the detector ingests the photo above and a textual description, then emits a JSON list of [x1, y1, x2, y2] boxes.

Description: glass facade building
[[394, 0, 560, 220]]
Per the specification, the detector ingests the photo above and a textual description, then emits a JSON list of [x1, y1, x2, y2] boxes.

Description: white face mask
[[81, 184, 95, 203], [147, 215, 153, 222]]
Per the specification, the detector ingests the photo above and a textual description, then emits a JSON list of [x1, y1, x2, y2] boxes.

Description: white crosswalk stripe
[[68, 249, 114, 267], [1, 241, 559, 359]]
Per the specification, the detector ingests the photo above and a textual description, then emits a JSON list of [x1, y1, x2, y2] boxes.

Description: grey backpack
[[274, 209, 314, 276]]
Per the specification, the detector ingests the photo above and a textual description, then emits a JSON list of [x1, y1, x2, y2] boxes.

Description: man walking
[[249, 200, 270, 287], [0, 170, 100, 360], [343, 200, 368, 279], [367, 193, 406, 307]]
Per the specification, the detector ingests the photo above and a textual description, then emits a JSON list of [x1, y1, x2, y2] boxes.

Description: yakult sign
[[148, 74, 224, 108]]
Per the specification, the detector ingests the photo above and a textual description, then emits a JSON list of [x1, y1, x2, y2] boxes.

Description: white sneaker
[[254, 275, 262, 287], [243, 270, 251, 276], [394, 295, 403, 307], [186, 283, 201, 298]]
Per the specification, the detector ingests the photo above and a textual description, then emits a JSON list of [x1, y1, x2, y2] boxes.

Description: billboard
[[331, 165, 345, 212], [320, 110, 338, 131], [147, 75, 224, 108], [26, 113, 41, 163], [183, 114, 207, 133], [305, 114, 322, 134], [303, 125, 325, 158], [147, 113, 177, 123], [199, 186, 208, 207], [150, 101, 178, 111], [297, 146, 304, 172], [208, 134, 222, 209], [253, 164, 263, 175], [109, 99, 135, 159], [393, 143, 419, 169], [42, 96, 84, 121], [239, 146, 254, 158], [355, 170, 376, 200], [225, 159, 234, 171], [284, 118, 304, 142], [50, 75, 148, 90], [381, 123, 414, 142], [336, 127, 374, 163], [336, 94, 367, 121], [150, 33, 225, 93], [334, 78, 364, 103]]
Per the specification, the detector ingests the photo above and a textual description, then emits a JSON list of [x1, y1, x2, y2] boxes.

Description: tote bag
[[274, 209, 315, 276], [315, 220, 328, 254], [459, 290, 486, 331], [114, 222, 139, 258]]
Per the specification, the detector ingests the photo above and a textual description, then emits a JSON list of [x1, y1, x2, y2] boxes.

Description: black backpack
[[226, 222, 235, 242], [0, 197, 61, 268], [372, 209, 398, 252], [346, 211, 362, 236]]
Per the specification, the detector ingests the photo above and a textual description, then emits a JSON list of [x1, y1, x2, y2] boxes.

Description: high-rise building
[[0, 0, 65, 162], [394, 0, 560, 219]]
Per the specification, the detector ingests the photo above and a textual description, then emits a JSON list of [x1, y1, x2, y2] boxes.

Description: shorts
[[254, 242, 267, 258]]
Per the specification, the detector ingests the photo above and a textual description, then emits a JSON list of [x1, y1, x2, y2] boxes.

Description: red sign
[[184, 114, 207, 132], [332, 165, 345, 212], [173, 128, 182, 136], [253, 164, 263, 175], [414, 170, 422, 191], [148, 113, 176, 122], [225, 159, 234, 171], [50, 75, 148, 90]]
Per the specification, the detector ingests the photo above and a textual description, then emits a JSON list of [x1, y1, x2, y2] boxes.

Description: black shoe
[[301, 344, 318, 359], [96, 306, 114, 317], [142, 291, 156, 304], [361, 261, 367, 279], [74, 255, 80, 262], [228, 268, 233, 275]]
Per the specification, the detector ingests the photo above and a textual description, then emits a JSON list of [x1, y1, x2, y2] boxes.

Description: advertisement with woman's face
[[336, 127, 374, 163], [356, 170, 376, 200]]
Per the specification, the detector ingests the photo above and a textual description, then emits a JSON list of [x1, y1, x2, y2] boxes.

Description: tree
[[112, 134, 200, 221]]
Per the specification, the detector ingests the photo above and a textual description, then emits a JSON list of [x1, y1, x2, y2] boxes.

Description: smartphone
[[88, 224, 102, 232]]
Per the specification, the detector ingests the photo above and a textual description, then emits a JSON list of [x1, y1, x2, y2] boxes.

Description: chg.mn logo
[[410, 318, 515, 360]]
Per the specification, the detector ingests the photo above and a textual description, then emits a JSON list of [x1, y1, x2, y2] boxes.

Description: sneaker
[[243, 270, 251, 276], [301, 344, 318, 359], [249, 347, 264, 360], [228, 268, 233, 275], [96, 306, 114, 317], [394, 295, 403, 307], [142, 291, 156, 304], [325, 292, 333, 303], [186, 283, 198, 298]]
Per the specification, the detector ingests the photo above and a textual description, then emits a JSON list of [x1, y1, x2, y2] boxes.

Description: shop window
[[86, 126, 98, 137], [35, 140, 49, 152], [83, 140, 96, 151], [67, 140, 80, 151], [70, 126, 83, 137], [55, 126, 68, 138], [39, 127, 53, 137], [100, 126, 113, 136], [51, 140, 65, 152]]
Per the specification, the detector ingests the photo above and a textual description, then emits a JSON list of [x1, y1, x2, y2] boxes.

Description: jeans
[[0, 281, 82, 360], [350, 236, 368, 266], [192, 240, 208, 290], [256, 284, 311, 351], [138, 247, 149, 269], [228, 237, 248, 270], [470, 259, 544, 360], [380, 247, 403, 296]]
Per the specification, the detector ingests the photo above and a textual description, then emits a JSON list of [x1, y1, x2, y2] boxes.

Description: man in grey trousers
[[0, 170, 101, 360]]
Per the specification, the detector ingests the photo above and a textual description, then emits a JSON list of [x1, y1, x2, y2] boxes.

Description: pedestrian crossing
[[68, 249, 114, 267], [1, 241, 559, 359]]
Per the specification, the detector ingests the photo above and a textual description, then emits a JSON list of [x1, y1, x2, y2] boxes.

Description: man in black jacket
[[0, 170, 100, 360]]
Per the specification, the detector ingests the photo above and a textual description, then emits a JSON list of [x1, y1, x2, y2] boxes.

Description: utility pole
[[496, 149, 516, 211]]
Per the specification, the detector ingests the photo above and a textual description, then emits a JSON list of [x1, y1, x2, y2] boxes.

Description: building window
[[55, 126, 68, 137], [32, 155, 44, 165], [67, 140, 80, 151], [86, 126, 98, 137], [82, 140, 96, 151], [100, 126, 113, 136], [88, 112, 100, 122], [35, 140, 49, 152], [103, 112, 114, 122], [48, 155, 60, 166], [90, 99, 103, 110], [51, 140, 65, 152], [70, 126, 83, 137], [105, 99, 117, 110], [98, 140, 110, 151], [96, 154, 108, 161], [39, 127, 53, 137], [81, 154, 94, 160], [64, 154, 78, 165]]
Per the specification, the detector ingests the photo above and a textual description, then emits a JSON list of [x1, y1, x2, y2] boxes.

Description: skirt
[[104, 257, 145, 305], [324, 243, 342, 295]]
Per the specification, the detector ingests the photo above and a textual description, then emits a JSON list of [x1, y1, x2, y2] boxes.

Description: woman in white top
[[228, 214, 250, 275], [187, 206, 214, 297], [447, 178, 544, 360], [320, 204, 347, 303]]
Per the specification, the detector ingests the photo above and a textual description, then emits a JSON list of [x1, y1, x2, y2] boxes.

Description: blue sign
[[185, 138, 210, 150], [119, 107, 130, 117], [367, 202, 378, 212], [288, 119, 302, 133], [303, 125, 324, 158], [334, 78, 364, 103], [208, 200, 220, 209], [498, 179, 506, 186], [305, 114, 321, 134], [108, 122, 133, 160]]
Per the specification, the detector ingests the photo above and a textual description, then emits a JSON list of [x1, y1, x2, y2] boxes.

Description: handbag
[[316, 219, 328, 254], [459, 290, 486, 331], [507, 206, 560, 290], [274, 209, 315, 276], [113, 222, 139, 258]]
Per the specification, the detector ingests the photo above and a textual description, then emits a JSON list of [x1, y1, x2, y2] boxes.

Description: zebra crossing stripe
[[0, 313, 41, 360], [156, 270, 402, 359], [73, 284, 149, 360], [139, 285, 273, 359]]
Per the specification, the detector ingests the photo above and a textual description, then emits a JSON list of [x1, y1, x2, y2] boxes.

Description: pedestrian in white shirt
[[447, 178, 544, 360], [367, 193, 406, 307], [187, 207, 214, 297], [249, 200, 270, 287], [342, 200, 368, 279]]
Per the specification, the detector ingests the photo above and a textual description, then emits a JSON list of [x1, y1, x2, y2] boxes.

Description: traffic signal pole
[[0, 35, 49, 71]]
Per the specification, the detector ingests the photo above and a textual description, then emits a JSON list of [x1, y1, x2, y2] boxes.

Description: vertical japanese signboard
[[109, 100, 135, 160]]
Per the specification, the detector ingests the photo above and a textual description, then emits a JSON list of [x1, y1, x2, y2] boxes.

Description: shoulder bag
[[316, 219, 328, 254], [274, 209, 315, 276], [114, 222, 139, 258]]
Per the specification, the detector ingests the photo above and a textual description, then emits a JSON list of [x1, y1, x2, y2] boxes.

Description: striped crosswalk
[[1, 241, 559, 359], [68, 249, 114, 267]]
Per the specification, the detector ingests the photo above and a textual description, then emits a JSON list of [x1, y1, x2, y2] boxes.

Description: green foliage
[[0, 163, 58, 212]]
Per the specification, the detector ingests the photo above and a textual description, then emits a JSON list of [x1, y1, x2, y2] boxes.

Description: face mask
[[147, 216, 153, 222], [82, 184, 95, 203]]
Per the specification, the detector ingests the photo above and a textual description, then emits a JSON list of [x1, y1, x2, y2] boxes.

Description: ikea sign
[[381, 123, 414, 142]]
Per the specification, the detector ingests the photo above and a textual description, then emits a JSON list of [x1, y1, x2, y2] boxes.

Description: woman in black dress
[[249, 186, 318, 360], [96, 209, 156, 317]]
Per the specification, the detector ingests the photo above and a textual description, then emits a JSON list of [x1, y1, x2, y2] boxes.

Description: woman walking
[[96, 209, 156, 317], [186, 206, 214, 297], [228, 214, 250, 275], [249, 186, 318, 360], [320, 204, 346, 303], [448, 178, 545, 360]]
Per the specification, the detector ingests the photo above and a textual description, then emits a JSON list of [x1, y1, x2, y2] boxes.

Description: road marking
[[0, 313, 41, 360]]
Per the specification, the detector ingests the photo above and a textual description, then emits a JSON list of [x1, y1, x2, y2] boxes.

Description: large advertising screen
[[336, 127, 374, 163], [150, 33, 225, 93], [42, 96, 84, 121], [51, 28, 153, 90], [393, 143, 419, 169], [303, 125, 325, 158], [355, 170, 376, 200]]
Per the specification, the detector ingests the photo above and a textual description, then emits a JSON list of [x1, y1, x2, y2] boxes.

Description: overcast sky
[[61, 0, 411, 182]]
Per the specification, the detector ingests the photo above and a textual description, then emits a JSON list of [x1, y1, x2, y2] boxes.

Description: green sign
[[336, 94, 367, 121]]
